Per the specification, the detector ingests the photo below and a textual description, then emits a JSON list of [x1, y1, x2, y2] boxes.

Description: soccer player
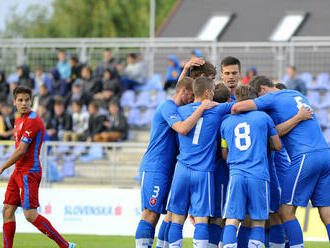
[[220, 56, 241, 102], [136, 77, 217, 248], [0, 86, 76, 248], [167, 77, 233, 248], [232, 75, 330, 247], [221, 85, 282, 248]]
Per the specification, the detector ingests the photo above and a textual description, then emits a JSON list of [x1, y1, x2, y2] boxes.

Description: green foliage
[[1, 0, 178, 38]]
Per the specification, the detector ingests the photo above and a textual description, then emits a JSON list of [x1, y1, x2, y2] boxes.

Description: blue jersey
[[139, 100, 181, 175], [274, 146, 290, 171], [254, 89, 329, 159], [177, 102, 233, 172], [230, 94, 236, 103], [221, 111, 278, 181]]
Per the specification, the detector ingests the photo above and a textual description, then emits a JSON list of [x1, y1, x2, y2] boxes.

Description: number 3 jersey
[[177, 102, 233, 172], [253, 89, 329, 159], [14, 111, 45, 173], [220, 111, 278, 181]]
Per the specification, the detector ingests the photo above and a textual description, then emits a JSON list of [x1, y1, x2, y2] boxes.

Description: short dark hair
[[70, 55, 79, 63], [13, 86, 32, 100], [193, 77, 214, 98], [176, 77, 193, 92], [128, 53, 137, 59], [276, 83, 287, 90], [213, 83, 230, 103], [221, 56, 241, 72], [104, 48, 112, 52], [235, 85, 258, 102], [190, 61, 216, 79], [89, 101, 99, 110], [249, 75, 275, 93], [72, 100, 83, 107], [58, 49, 66, 54]]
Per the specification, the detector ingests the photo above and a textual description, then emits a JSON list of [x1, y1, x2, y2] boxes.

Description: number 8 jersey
[[220, 111, 278, 181]]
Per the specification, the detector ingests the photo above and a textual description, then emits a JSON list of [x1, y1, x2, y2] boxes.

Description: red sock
[[32, 215, 69, 248], [3, 221, 16, 248]]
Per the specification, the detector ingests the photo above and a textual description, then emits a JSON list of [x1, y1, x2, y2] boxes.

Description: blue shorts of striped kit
[[166, 162, 215, 217], [140, 170, 173, 214], [281, 149, 330, 207], [269, 178, 281, 213], [213, 166, 229, 218], [223, 175, 270, 220]]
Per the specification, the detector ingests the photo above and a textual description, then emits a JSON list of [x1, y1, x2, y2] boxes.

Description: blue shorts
[[140, 170, 172, 214], [269, 180, 281, 213], [167, 162, 215, 217], [223, 175, 270, 220], [214, 164, 229, 218], [281, 149, 330, 207]]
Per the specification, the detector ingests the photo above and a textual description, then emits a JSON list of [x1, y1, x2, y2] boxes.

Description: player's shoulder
[[26, 112, 43, 125], [158, 99, 177, 111]]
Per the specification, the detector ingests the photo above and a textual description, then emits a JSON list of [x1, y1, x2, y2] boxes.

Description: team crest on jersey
[[149, 198, 157, 207]]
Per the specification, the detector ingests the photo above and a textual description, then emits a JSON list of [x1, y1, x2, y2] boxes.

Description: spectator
[[69, 55, 83, 85], [17, 65, 34, 89], [6, 83, 17, 105], [119, 53, 146, 90], [95, 48, 119, 78], [101, 68, 122, 96], [94, 101, 128, 142], [191, 49, 202, 59], [0, 71, 9, 103], [32, 84, 54, 112], [34, 66, 51, 93], [47, 99, 72, 141], [36, 104, 52, 129], [86, 101, 107, 142], [285, 66, 307, 95], [56, 49, 71, 80], [164, 55, 181, 90], [65, 80, 92, 110], [95, 86, 120, 111], [0, 103, 14, 140], [49, 68, 67, 96], [242, 67, 257, 85], [80, 66, 102, 94], [63, 100, 89, 141]]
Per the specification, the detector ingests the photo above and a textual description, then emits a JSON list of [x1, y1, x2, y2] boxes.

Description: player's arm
[[171, 100, 218, 135], [177, 57, 205, 82], [269, 134, 282, 151], [221, 138, 228, 161], [275, 106, 313, 136], [0, 142, 29, 173], [231, 100, 257, 114]]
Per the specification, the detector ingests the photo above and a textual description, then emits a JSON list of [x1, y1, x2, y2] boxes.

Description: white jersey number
[[192, 118, 204, 145], [152, 186, 160, 198], [295, 96, 311, 110], [234, 122, 251, 151]]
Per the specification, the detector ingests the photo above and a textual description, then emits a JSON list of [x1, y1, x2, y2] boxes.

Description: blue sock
[[164, 221, 171, 245], [249, 227, 265, 247], [270, 224, 286, 246], [208, 224, 222, 247], [194, 223, 209, 247], [223, 225, 237, 247], [327, 224, 330, 242], [136, 220, 155, 248], [168, 223, 183, 247], [237, 226, 251, 248], [283, 219, 304, 246], [265, 228, 270, 248], [285, 239, 290, 248], [156, 220, 168, 248]]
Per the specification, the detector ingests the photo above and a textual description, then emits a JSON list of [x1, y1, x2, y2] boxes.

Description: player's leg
[[249, 220, 266, 248], [223, 218, 240, 248], [168, 214, 186, 248], [238, 215, 252, 248], [156, 211, 172, 248], [3, 204, 17, 248], [269, 213, 286, 248], [209, 218, 224, 248], [318, 207, 330, 241]]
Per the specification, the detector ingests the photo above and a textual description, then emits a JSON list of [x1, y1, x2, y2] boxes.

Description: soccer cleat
[[68, 242, 76, 248]]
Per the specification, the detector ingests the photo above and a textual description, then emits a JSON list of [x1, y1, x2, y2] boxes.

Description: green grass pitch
[[10, 234, 329, 247]]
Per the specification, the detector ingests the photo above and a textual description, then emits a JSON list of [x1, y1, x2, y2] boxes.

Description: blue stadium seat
[[55, 145, 70, 154], [150, 90, 167, 108], [134, 91, 151, 108], [315, 73, 329, 90], [127, 108, 140, 126], [59, 155, 75, 178], [299, 72, 313, 90], [316, 109, 328, 129], [136, 74, 163, 91], [120, 90, 135, 108], [72, 145, 86, 156], [324, 128, 330, 145], [46, 160, 62, 182], [0, 145, 5, 158], [136, 108, 156, 126], [320, 91, 330, 108], [307, 91, 320, 109], [79, 145, 103, 162]]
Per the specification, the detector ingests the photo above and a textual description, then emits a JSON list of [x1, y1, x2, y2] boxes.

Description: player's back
[[177, 102, 232, 172], [15, 111, 45, 173], [221, 111, 276, 181], [254, 89, 329, 159], [139, 100, 179, 176]]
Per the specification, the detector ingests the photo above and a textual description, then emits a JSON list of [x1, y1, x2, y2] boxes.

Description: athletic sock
[[326, 224, 330, 242], [3, 221, 15, 248], [136, 220, 155, 248], [32, 215, 69, 248], [237, 226, 251, 248], [283, 219, 304, 247], [265, 228, 270, 248], [208, 223, 222, 248], [156, 220, 168, 248], [270, 224, 286, 247], [248, 227, 265, 248], [168, 223, 183, 248], [223, 225, 237, 248], [194, 223, 209, 248], [285, 240, 290, 248], [164, 221, 171, 248]]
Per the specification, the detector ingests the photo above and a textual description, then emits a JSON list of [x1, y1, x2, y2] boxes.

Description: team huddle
[[135, 57, 330, 248]]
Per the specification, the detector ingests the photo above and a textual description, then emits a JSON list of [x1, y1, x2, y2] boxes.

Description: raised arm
[[231, 100, 257, 114], [275, 106, 313, 137], [0, 142, 28, 173], [178, 57, 205, 82]]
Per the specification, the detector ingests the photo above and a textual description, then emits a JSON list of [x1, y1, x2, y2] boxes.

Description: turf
[[9, 234, 329, 247]]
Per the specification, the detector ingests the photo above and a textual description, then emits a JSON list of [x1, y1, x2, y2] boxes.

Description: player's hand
[[201, 99, 218, 110], [297, 106, 314, 121], [0, 166, 5, 175], [183, 57, 205, 71]]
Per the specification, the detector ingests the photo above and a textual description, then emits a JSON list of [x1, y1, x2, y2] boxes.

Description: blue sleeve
[[253, 93, 276, 111], [160, 102, 182, 127], [266, 114, 278, 137], [218, 102, 234, 116]]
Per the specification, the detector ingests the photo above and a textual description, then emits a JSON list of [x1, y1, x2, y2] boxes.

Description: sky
[[0, 0, 53, 31]]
